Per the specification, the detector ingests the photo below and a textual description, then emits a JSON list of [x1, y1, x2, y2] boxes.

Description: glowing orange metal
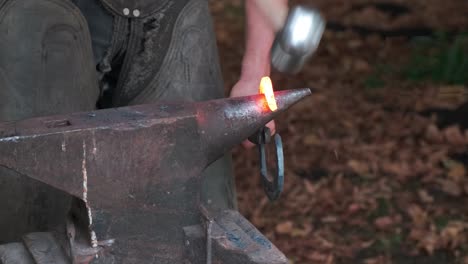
[[259, 76, 278, 111]]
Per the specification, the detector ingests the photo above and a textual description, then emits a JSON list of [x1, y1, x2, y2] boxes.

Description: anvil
[[0, 89, 311, 263]]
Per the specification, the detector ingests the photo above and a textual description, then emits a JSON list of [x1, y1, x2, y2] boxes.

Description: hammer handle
[[254, 0, 289, 32]]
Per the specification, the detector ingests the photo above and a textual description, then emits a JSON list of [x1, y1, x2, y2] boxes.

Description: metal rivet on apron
[[133, 9, 141, 17], [123, 8, 130, 16]]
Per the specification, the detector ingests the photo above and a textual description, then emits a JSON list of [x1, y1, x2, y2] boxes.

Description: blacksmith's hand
[[228, 0, 287, 148], [230, 78, 276, 149]]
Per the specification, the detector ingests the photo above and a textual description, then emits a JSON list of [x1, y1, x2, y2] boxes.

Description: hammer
[[255, 0, 326, 74]]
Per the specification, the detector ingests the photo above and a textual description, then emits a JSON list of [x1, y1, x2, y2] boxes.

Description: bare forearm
[[241, 0, 288, 86], [230, 0, 287, 145]]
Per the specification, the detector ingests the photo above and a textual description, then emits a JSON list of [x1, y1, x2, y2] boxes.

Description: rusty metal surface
[[184, 210, 288, 264], [0, 228, 100, 264], [0, 89, 311, 263], [0, 243, 35, 264], [22, 233, 69, 264]]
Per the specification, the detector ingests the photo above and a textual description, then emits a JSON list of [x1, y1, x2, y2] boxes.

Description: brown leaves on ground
[[409, 220, 468, 255], [275, 221, 294, 235], [211, 0, 468, 263], [374, 216, 394, 231]]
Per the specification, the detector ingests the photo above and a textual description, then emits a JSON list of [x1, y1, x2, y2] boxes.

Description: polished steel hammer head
[[271, 6, 326, 74]]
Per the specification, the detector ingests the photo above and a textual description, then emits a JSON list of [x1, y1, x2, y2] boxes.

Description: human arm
[[229, 0, 288, 148]]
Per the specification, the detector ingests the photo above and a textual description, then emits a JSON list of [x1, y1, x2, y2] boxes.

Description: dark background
[[210, 1, 468, 263]]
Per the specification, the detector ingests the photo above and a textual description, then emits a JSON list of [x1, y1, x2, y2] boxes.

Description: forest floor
[[210, 1, 468, 263]]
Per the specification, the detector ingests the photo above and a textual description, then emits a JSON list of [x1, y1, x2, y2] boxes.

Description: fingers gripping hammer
[[255, 0, 326, 74]]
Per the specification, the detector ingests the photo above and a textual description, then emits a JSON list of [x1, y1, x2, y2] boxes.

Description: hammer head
[[271, 6, 325, 74]]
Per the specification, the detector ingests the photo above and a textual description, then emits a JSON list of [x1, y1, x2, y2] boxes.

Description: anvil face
[[0, 89, 311, 263]]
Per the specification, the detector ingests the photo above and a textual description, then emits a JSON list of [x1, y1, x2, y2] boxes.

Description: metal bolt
[[133, 9, 141, 17], [123, 8, 130, 16]]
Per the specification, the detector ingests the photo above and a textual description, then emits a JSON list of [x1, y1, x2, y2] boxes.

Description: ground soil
[[210, 1, 468, 263]]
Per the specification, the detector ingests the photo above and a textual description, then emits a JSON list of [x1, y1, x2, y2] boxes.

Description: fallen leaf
[[435, 85, 468, 109], [307, 251, 329, 262], [437, 179, 463, 197], [315, 234, 335, 249], [364, 256, 386, 264], [418, 189, 434, 203], [348, 39, 363, 49], [440, 221, 467, 248], [409, 228, 425, 241], [303, 134, 321, 146], [382, 162, 411, 179], [325, 43, 339, 55], [420, 232, 439, 255], [443, 125, 466, 145], [341, 56, 353, 72], [321, 216, 338, 223], [353, 59, 371, 72], [291, 223, 313, 237], [425, 124, 444, 143], [360, 240, 375, 249], [374, 216, 394, 231], [348, 160, 369, 175], [275, 221, 294, 235], [447, 163, 466, 182], [347, 203, 361, 215], [304, 180, 317, 194], [407, 204, 428, 228]]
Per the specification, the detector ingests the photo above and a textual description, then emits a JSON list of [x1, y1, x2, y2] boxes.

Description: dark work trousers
[[0, 0, 236, 243]]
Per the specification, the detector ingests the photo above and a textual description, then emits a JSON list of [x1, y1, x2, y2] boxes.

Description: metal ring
[[259, 133, 284, 201]]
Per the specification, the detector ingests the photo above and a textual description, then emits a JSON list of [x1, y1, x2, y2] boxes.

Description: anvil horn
[[197, 88, 312, 165]]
